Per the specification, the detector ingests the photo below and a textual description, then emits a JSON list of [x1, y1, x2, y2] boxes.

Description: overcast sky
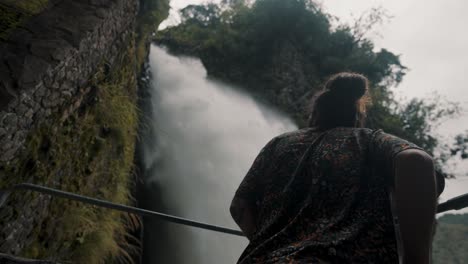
[[323, 0, 468, 136]]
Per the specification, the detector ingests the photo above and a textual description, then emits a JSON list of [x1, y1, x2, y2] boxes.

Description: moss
[[21, 241, 41, 259], [0, 0, 170, 262], [0, 4, 26, 41], [0, 36, 139, 263], [8, 0, 50, 14], [0, 1, 49, 41]]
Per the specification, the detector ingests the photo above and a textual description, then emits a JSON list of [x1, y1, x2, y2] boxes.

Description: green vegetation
[[136, 0, 170, 69], [0, 0, 171, 262], [0, 0, 49, 40], [1, 37, 139, 263], [5, 0, 49, 14], [156, 0, 463, 174], [433, 214, 468, 263]]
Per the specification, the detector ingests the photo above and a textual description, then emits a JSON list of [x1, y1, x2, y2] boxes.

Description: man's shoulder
[[274, 127, 376, 142], [332, 127, 375, 136], [273, 128, 315, 142]]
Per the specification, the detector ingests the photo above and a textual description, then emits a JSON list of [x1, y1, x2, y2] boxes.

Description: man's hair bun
[[308, 72, 370, 129], [325, 72, 368, 101]]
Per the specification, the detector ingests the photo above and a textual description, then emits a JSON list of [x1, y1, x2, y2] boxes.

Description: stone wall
[[0, 0, 140, 260], [0, 0, 138, 164]]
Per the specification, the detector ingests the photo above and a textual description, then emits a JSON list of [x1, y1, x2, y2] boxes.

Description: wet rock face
[[0, 0, 139, 256], [0, 194, 52, 256], [0, 0, 138, 164]]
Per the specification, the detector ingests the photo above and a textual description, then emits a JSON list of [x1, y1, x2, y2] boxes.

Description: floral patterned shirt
[[234, 127, 444, 264]]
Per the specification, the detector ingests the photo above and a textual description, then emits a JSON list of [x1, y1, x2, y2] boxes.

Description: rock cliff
[[0, 0, 168, 262]]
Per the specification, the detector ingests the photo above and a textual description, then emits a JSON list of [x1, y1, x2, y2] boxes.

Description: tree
[[452, 132, 468, 160], [180, 4, 221, 26]]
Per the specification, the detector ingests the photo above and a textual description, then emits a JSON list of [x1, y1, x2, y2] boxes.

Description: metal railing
[[0, 183, 244, 237], [1, 183, 468, 237]]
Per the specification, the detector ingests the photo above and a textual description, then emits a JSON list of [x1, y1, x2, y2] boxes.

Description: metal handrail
[[437, 192, 468, 213], [0, 183, 245, 237], [1, 183, 467, 238]]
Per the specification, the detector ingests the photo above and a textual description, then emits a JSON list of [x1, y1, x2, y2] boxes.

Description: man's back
[[235, 127, 438, 263]]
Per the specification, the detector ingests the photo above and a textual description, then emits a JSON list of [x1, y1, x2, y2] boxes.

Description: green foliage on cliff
[[136, 0, 170, 68], [0, 37, 139, 264], [139, 0, 170, 29], [433, 214, 468, 263], [156, 0, 461, 172], [0, 0, 49, 40], [0, 0, 170, 262], [0, 4, 24, 40], [5, 0, 49, 14]]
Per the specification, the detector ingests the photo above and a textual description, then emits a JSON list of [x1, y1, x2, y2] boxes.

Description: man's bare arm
[[230, 197, 257, 239], [394, 149, 437, 264]]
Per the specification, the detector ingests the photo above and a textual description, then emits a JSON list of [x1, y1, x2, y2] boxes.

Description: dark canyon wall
[[0, 0, 168, 262]]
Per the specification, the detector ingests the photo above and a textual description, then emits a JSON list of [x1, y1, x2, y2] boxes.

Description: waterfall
[[138, 45, 297, 264]]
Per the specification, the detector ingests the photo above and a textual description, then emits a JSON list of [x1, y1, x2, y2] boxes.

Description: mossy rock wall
[[0, 0, 167, 262]]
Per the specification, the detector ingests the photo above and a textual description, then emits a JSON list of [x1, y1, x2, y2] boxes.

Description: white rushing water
[[139, 45, 297, 264]]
